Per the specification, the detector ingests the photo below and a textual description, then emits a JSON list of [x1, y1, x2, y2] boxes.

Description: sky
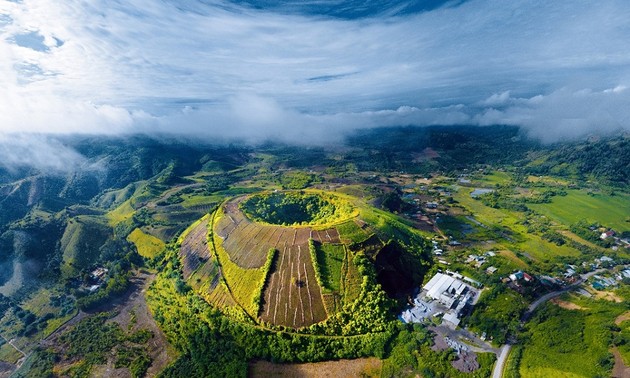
[[1, 0, 630, 146]]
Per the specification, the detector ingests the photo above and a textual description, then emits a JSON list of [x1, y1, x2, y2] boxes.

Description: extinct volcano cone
[[179, 190, 428, 330]]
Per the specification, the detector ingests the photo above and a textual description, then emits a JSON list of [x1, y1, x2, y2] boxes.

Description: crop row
[[179, 219, 212, 279], [216, 198, 343, 270], [259, 242, 327, 328]]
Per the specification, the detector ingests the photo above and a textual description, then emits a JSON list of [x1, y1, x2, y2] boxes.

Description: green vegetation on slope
[[240, 191, 355, 226], [314, 242, 345, 293], [467, 286, 528, 345], [614, 318, 630, 366], [127, 228, 166, 258], [518, 296, 628, 378], [147, 253, 393, 377], [336, 220, 368, 243], [60, 216, 111, 277]]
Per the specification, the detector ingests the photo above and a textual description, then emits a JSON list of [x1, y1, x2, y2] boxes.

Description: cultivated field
[[179, 217, 236, 309], [187, 192, 414, 329], [128, 228, 165, 258], [211, 196, 350, 328], [179, 218, 211, 279], [216, 197, 342, 269], [259, 232, 328, 328]]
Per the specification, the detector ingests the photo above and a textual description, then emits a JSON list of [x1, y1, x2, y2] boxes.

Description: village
[[384, 169, 630, 374]]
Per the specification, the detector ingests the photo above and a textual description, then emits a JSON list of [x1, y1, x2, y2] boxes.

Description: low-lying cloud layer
[[1, 0, 630, 146]]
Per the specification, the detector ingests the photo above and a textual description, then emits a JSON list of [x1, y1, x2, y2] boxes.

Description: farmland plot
[[260, 241, 327, 328], [216, 198, 346, 269], [179, 218, 235, 309], [179, 219, 211, 279], [311, 228, 341, 244]]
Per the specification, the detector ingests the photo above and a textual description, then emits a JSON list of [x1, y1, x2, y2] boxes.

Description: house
[[592, 282, 606, 290], [601, 230, 616, 240], [523, 273, 533, 282], [486, 266, 498, 274], [510, 271, 524, 281], [90, 267, 108, 281]]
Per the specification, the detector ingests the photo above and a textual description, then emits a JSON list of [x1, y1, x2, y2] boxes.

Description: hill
[[179, 190, 431, 332]]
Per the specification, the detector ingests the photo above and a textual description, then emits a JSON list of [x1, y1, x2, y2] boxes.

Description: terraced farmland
[[179, 217, 236, 309]]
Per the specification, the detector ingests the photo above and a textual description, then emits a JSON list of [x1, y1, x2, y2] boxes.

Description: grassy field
[[479, 171, 512, 185], [106, 199, 135, 226], [179, 194, 223, 208], [315, 244, 345, 293], [0, 343, 22, 364], [128, 228, 165, 258], [529, 190, 630, 231], [336, 220, 368, 243], [341, 251, 362, 307], [498, 250, 529, 269], [526, 175, 570, 186], [452, 188, 580, 264]]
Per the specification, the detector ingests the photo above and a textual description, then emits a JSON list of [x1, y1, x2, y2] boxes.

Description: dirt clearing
[[249, 358, 382, 378], [550, 298, 586, 310], [615, 311, 630, 326]]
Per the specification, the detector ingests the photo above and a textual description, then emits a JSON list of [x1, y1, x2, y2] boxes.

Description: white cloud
[[475, 86, 630, 142], [0, 0, 629, 143], [0, 134, 85, 172]]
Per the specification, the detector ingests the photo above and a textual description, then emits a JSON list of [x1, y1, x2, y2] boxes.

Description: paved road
[[491, 269, 605, 377], [524, 269, 604, 320], [492, 344, 512, 378]]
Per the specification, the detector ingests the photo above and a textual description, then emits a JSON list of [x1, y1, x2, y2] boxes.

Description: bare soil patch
[[44, 271, 174, 378], [0, 361, 15, 378], [249, 358, 382, 378], [590, 289, 623, 303], [612, 347, 630, 378], [106, 271, 173, 377], [615, 311, 630, 326], [550, 298, 586, 310]]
